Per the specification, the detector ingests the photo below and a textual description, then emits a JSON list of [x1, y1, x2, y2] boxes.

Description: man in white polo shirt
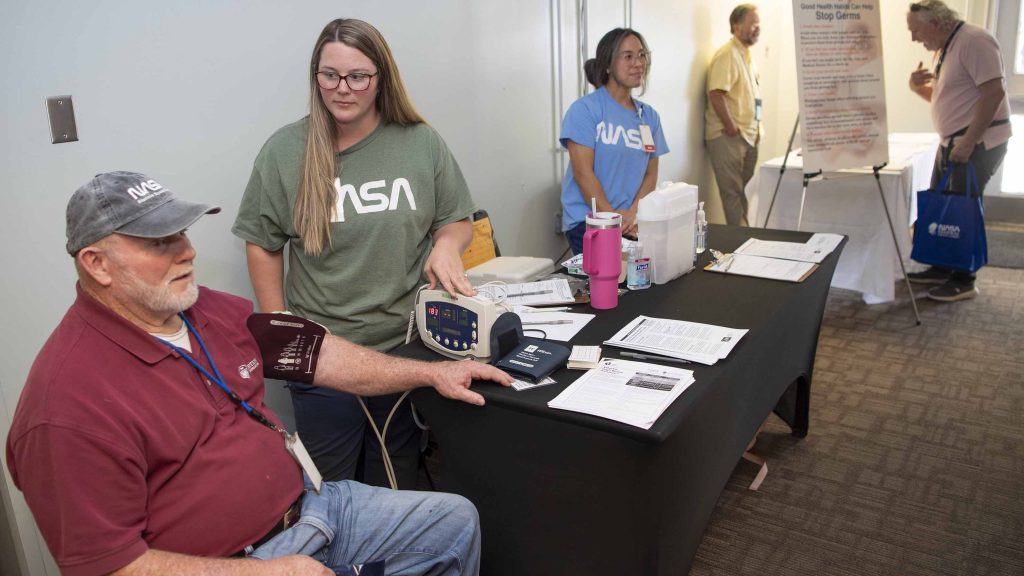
[[907, 0, 1011, 302]]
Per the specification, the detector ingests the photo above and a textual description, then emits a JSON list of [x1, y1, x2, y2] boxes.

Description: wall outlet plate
[[46, 96, 78, 144]]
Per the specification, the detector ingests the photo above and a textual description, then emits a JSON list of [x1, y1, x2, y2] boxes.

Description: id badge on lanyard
[[158, 314, 323, 492], [286, 433, 323, 491], [639, 125, 656, 152], [754, 98, 763, 122], [637, 103, 656, 153]]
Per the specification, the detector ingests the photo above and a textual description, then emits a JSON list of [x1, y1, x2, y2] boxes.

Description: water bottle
[[627, 241, 651, 290], [695, 202, 707, 255], [583, 212, 622, 309], [626, 243, 638, 287]]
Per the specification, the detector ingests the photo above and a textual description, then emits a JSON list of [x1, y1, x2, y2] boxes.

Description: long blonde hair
[[295, 18, 426, 255]]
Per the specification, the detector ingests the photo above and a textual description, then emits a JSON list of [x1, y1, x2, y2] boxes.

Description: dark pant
[[931, 141, 1008, 196], [564, 221, 587, 255], [927, 141, 1008, 282], [288, 383, 420, 488]]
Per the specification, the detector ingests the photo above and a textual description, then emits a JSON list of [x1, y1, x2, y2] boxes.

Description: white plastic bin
[[637, 182, 698, 284]]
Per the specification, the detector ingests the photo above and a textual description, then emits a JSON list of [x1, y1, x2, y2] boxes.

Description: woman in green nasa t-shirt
[[232, 19, 477, 489]]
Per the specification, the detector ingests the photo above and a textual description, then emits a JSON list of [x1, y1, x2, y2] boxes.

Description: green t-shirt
[[232, 118, 475, 350]]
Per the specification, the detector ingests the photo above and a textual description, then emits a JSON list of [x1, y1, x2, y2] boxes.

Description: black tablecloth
[[403, 225, 844, 575]]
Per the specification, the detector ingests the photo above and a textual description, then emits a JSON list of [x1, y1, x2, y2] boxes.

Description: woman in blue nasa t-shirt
[[560, 27, 669, 255]]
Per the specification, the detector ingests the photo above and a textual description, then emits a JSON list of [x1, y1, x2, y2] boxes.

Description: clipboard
[[704, 254, 818, 283]]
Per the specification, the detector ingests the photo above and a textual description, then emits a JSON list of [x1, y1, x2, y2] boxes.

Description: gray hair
[[730, 4, 758, 34], [909, 1, 960, 30]]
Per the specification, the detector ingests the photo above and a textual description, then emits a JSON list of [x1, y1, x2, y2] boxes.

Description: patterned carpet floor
[[987, 221, 1024, 269], [690, 266, 1024, 576]]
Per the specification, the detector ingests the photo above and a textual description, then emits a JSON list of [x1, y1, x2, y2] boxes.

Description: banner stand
[[762, 116, 801, 229], [767, 0, 922, 325], [760, 117, 923, 325], [796, 169, 824, 231], [872, 163, 922, 325]]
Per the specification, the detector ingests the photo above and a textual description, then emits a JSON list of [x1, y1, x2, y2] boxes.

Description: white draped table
[[745, 133, 939, 303]]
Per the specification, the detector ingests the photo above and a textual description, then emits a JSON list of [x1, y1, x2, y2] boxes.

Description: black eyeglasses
[[315, 70, 378, 91]]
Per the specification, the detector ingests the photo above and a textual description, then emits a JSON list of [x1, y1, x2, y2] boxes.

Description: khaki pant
[[707, 135, 758, 226]]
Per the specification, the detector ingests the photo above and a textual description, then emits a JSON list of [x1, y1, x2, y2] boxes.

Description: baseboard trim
[[985, 196, 1024, 223]]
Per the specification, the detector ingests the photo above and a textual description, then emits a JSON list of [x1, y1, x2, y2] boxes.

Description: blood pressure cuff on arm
[[246, 313, 328, 383]]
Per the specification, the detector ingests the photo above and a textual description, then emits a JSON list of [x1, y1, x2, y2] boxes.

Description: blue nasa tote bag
[[911, 162, 988, 273]]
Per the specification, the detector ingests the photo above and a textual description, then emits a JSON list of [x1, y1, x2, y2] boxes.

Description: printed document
[[603, 316, 747, 365], [548, 358, 694, 429], [705, 254, 817, 282], [511, 376, 557, 392], [733, 233, 842, 263], [479, 279, 575, 306], [515, 310, 594, 341]]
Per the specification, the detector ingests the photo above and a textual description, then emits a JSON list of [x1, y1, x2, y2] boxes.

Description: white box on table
[[637, 182, 698, 284]]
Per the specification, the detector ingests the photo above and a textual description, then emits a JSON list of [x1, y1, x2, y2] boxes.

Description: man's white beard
[[121, 267, 199, 317]]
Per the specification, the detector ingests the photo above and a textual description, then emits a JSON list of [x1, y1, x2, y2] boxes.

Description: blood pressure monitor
[[415, 289, 512, 362]]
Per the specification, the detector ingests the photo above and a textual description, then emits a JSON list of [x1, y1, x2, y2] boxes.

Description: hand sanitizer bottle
[[695, 202, 707, 255], [627, 241, 651, 290]]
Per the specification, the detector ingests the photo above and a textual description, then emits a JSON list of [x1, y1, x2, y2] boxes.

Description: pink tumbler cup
[[582, 212, 622, 310]]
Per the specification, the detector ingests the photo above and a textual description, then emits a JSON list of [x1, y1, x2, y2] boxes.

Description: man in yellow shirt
[[705, 4, 762, 226]]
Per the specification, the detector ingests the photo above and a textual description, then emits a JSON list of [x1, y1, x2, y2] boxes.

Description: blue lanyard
[[155, 313, 284, 435]]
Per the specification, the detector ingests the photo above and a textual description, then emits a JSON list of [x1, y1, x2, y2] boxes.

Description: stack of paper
[[704, 233, 842, 282], [603, 316, 747, 366], [705, 254, 817, 282], [517, 310, 594, 341], [733, 233, 843, 264], [478, 279, 576, 307], [566, 346, 602, 369], [548, 358, 695, 429]]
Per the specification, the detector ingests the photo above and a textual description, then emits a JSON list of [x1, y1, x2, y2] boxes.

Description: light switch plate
[[46, 95, 78, 144]]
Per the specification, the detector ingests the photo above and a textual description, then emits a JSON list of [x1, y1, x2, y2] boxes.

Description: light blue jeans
[[251, 478, 480, 576]]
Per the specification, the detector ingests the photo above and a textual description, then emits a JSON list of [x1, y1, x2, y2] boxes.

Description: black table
[[405, 225, 844, 575]]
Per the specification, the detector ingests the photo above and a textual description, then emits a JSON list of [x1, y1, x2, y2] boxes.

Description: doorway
[[987, 0, 1024, 221]]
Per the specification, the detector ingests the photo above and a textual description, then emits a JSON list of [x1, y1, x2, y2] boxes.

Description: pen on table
[[721, 255, 735, 272], [710, 252, 735, 272], [522, 320, 573, 326], [619, 351, 691, 364], [522, 306, 571, 312], [512, 289, 554, 298]]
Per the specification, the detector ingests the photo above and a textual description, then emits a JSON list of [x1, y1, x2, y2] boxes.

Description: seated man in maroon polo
[[6, 171, 512, 576]]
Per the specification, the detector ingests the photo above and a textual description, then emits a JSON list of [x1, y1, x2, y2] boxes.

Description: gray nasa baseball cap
[[66, 171, 221, 255]]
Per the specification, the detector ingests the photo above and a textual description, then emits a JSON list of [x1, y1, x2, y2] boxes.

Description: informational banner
[[792, 0, 889, 172]]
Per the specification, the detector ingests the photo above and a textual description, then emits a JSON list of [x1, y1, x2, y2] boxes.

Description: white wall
[[1, 0, 958, 573]]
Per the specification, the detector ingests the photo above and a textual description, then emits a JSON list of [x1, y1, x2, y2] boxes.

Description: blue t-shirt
[[559, 86, 669, 231]]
